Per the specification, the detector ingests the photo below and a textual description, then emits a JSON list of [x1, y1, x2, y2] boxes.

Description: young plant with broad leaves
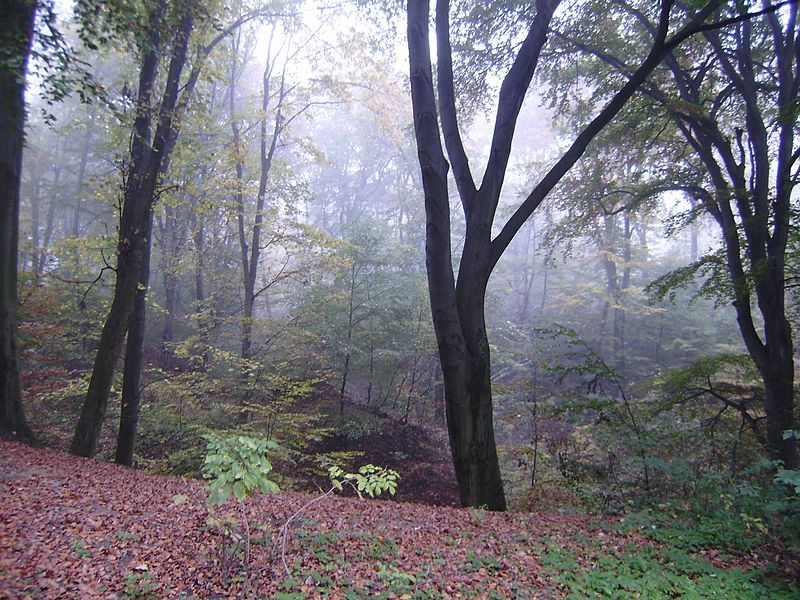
[[201, 432, 280, 594]]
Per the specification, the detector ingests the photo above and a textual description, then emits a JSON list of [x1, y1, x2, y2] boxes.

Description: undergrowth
[[540, 540, 796, 599]]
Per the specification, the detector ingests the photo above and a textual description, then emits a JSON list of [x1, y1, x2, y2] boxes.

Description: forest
[[1, 0, 799, 597]]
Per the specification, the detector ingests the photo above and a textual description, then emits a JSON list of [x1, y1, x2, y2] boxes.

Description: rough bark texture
[[408, 0, 731, 508], [71, 0, 194, 458], [0, 0, 36, 443], [115, 210, 153, 466]]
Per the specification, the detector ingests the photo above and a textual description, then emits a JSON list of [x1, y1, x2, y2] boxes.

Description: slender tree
[[115, 8, 273, 465], [71, 0, 195, 458], [230, 22, 290, 363], [407, 0, 773, 508], [0, 0, 37, 443]]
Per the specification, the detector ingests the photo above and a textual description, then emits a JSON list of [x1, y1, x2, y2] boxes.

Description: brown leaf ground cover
[[0, 441, 778, 599]]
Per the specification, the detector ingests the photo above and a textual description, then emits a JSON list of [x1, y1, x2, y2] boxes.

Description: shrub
[[201, 433, 280, 506]]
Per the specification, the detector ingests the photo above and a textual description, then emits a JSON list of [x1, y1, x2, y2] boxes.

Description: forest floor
[[0, 440, 791, 599]]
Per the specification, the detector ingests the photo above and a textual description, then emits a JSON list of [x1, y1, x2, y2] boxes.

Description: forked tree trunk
[[71, 0, 194, 458], [232, 23, 285, 364], [441, 269, 506, 509], [0, 0, 36, 443], [408, 0, 727, 508], [70, 195, 151, 456], [113, 3, 197, 465]]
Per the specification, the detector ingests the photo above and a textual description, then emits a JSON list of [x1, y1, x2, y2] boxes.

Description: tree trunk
[[408, 0, 716, 508], [159, 205, 179, 371], [71, 0, 193, 457], [30, 176, 40, 274], [229, 37, 252, 363], [115, 209, 153, 466], [0, 0, 36, 443], [70, 175, 153, 457], [339, 263, 357, 418], [71, 10, 163, 458], [70, 109, 93, 279], [190, 196, 209, 370], [36, 165, 58, 275], [232, 26, 285, 365], [161, 268, 178, 369], [439, 256, 506, 510], [756, 286, 797, 469]]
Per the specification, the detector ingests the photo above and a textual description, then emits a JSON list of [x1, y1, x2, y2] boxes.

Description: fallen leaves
[[0, 441, 655, 598]]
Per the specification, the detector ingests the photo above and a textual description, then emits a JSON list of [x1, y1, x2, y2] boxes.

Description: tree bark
[[408, 0, 730, 507], [71, 0, 193, 457], [684, 14, 796, 467], [0, 0, 36, 443], [115, 209, 153, 466]]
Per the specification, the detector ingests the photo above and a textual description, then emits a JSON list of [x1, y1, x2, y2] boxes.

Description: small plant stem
[[241, 508, 250, 599], [279, 486, 337, 575]]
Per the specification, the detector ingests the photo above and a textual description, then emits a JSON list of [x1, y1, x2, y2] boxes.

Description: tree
[[552, 0, 799, 468], [0, 0, 37, 443], [71, 0, 196, 458], [228, 16, 321, 365], [115, 1, 262, 465], [229, 22, 289, 363], [538, 120, 668, 375], [406, 0, 773, 509]]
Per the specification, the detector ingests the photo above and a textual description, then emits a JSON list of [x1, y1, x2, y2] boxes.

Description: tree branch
[[435, 0, 475, 204], [491, 0, 732, 269]]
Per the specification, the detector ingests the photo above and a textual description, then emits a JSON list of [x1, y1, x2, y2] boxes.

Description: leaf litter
[[0, 440, 753, 598]]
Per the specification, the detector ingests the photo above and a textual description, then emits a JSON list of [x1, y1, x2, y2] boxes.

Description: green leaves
[[327, 464, 399, 499], [201, 433, 280, 507], [774, 466, 800, 496]]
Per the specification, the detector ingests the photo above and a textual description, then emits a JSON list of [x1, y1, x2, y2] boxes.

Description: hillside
[[1, 441, 793, 599]]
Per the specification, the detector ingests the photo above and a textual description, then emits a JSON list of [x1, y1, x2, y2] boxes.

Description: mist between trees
[[1, 0, 797, 523]]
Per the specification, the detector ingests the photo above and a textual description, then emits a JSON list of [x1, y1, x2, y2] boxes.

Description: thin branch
[[278, 486, 337, 575]]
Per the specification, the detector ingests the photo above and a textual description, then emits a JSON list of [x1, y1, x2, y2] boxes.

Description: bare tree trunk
[[115, 210, 153, 466], [190, 195, 209, 370], [0, 0, 36, 443]]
